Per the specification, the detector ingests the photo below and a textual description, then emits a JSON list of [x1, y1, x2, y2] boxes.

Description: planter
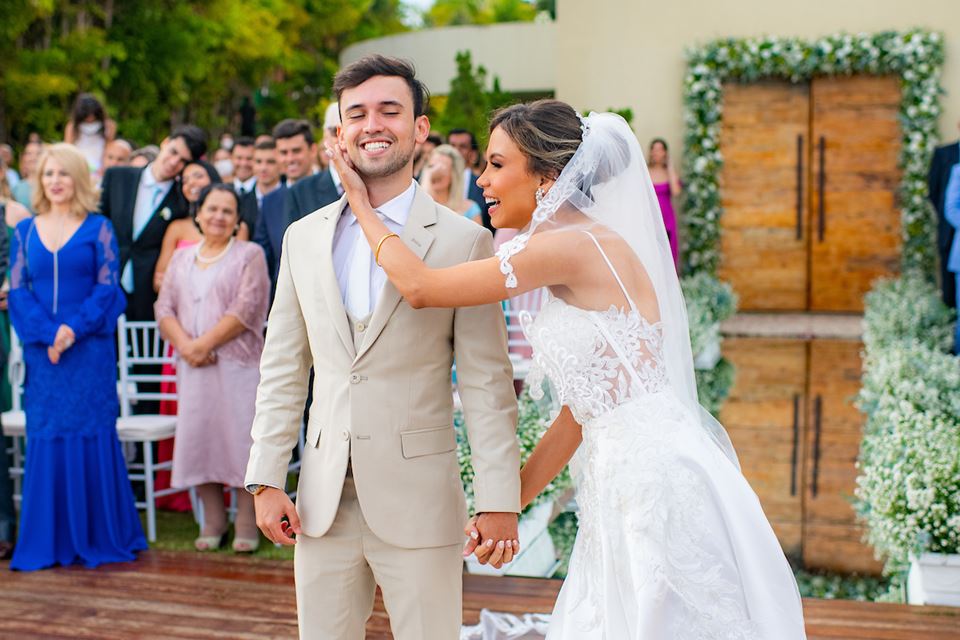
[[465, 501, 558, 578], [908, 553, 960, 606]]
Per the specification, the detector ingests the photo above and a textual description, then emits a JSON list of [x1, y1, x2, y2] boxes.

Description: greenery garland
[[682, 29, 945, 276]]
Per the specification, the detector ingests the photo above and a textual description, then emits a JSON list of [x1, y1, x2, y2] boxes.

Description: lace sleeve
[[8, 221, 59, 346], [225, 244, 270, 332], [62, 217, 126, 340], [494, 233, 531, 289]]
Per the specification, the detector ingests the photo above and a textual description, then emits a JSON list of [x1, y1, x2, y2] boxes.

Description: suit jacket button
[[349, 374, 360, 384], [341, 430, 350, 441]]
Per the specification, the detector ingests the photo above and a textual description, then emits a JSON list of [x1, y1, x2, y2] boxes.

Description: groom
[[245, 54, 521, 640]]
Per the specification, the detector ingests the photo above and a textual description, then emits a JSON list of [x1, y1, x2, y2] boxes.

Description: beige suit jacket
[[245, 184, 520, 549]]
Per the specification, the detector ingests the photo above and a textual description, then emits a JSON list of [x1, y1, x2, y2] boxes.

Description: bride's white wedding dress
[[521, 234, 807, 639]]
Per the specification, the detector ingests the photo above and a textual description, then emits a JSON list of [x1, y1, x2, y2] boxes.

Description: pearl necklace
[[195, 237, 235, 264]]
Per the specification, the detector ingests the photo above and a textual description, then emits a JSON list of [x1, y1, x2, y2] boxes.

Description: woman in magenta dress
[[648, 138, 682, 270]]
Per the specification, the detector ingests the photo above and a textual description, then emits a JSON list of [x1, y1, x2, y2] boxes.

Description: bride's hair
[[489, 100, 582, 180]]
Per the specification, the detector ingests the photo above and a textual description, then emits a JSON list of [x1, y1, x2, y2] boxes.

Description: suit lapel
[[355, 186, 437, 362], [315, 196, 356, 359], [113, 168, 144, 247]]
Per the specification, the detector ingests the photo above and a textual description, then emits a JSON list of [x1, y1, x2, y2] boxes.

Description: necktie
[[133, 185, 163, 241], [345, 215, 372, 318]]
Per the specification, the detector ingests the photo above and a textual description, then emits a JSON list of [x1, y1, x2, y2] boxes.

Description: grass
[[143, 509, 295, 561]]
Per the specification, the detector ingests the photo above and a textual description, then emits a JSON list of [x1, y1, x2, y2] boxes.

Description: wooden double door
[[718, 76, 902, 312], [719, 337, 882, 574]]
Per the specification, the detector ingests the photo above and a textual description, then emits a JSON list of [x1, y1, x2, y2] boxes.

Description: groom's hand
[[473, 512, 520, 568], [254, 487, 302, 546]]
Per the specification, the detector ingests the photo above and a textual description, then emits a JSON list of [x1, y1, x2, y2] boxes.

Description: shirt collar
[[346, 180, 416, 227], [235, 176, 257, 191], [328, 164, 342, 192]]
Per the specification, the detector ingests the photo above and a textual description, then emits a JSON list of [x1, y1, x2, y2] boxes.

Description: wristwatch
[[245, 484, 268, 496]]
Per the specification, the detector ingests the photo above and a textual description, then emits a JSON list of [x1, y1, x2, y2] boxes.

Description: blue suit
[[253, 184, 290, 297], [942, 164, 960, 351]]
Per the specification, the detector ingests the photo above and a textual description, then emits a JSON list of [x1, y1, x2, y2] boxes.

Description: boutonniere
[[159, 207, 172, 221]]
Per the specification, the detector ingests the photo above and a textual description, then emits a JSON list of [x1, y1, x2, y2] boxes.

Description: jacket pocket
[[306, 420, 322, 448], [400, 425, 456, 459]]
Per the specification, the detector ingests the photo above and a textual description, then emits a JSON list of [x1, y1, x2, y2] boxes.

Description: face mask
[[79, 121, 103, 136], [214, 159, 234, 177]]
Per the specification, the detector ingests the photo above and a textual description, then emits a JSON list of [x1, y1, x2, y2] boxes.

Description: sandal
[[232, 536, 260, 554], [0, 541, 13, 560], [194, 530, 229, 551]]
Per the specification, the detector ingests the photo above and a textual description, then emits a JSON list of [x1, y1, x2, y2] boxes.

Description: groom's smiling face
[[338, 75, 429, 179]]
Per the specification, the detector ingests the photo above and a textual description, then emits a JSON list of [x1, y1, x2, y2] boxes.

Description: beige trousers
[[294, 477, 464, 640]]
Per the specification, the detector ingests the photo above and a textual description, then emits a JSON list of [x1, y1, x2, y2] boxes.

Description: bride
[[328, 100, 806, 639]]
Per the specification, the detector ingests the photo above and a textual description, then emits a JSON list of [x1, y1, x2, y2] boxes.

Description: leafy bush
[[856, 275, 960, 576], [681, 272, 738, 357]]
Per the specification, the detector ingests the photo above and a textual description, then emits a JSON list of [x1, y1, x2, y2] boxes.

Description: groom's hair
[[333, 55, 430, 119]]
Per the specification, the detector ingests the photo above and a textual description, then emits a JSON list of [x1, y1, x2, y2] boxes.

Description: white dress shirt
[[234, 176, 257, 194], [120, 164, 173, 292], [332, 181, 416, 315]]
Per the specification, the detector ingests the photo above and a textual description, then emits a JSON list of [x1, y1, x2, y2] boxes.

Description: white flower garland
[[682, 29, 944, 275]]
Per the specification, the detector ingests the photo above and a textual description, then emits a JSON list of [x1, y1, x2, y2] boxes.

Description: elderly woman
[[155, 184, 269, 552], [421, 144, 482, 223], [8, 143, 145, 570]]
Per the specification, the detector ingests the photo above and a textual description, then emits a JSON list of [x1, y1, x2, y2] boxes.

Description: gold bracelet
[[375, 232, 400, 266]]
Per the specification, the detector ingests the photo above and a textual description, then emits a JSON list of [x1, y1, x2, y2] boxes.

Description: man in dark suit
[[100, 125, 207, 321], [254, 119, 317, 291], [448, 128, 492, 232], [285, 101, 343, 225], [238, 138, 282, 233], [927, 129, 959, 308]]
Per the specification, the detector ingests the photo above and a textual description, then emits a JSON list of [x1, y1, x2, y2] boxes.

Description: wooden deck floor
[[1, 551, 958, 639]]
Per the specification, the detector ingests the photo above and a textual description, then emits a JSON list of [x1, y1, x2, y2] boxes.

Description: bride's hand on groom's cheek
[[325, 142, 369, 207]]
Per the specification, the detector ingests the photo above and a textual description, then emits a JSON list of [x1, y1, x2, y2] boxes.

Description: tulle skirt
[[548, 391, 806, 639]]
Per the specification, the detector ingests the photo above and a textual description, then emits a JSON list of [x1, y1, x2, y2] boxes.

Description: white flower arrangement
[[682, 29, 944, 276], [856, 276, 960, 577]]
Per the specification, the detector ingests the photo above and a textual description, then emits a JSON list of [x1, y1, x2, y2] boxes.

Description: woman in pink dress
[[155, 184, 269, 552], [648, 138, 682, 270]]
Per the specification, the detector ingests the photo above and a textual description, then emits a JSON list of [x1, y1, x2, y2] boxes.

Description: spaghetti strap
[[580, 230, 638, 312]]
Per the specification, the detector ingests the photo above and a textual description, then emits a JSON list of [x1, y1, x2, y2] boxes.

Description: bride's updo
[[489, 100, 583, 180]]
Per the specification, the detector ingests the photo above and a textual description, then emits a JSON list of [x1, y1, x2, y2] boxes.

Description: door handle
[[811, 394, 823, 497], [790, 393, 800, 496], [817, 136, 826, 242], [796, 135, 804, 241]]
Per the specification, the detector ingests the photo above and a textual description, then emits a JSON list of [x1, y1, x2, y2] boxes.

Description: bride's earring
[[535, 187, 545, 206]]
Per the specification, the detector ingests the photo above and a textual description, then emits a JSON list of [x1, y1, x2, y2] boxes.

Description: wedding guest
[[287, 105, 341, 225], [0, 171, 14, 560], [316, 103, 340, 171], [231, 136, 257, 195], [0, 145, 18, 188], [254, 119, 316, 289], [212, 148, 234, 182], [63, 93, 117, 179], [155, 184, 269, 553], [413, 133, 442, 181], [129, 145, 159, 168], [238, 139, 280, 232], [447, 129, 491, 229], [648, 138, 682, 269], [421, 144, 482, 223], [103, 139, 133, 171], [928, 123, 960, 309], [942, 163, 960, 351], [8, 143, 145, 570], [12, 141, 42, 209], [181, 161, 221, 214], [99, 125, 204, 322]]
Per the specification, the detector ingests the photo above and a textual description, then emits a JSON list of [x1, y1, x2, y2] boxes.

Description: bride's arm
[[519, 406, 582, 509], [328, 144, 568, 308]]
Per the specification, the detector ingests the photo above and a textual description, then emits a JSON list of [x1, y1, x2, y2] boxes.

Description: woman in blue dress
[[8, 143, 145, 570]]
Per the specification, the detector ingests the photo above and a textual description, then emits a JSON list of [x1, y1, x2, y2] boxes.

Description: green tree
[[422, 0, 537, 27]]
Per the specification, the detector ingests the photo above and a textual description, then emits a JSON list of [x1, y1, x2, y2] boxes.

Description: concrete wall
[[340, 21, 556, 95], [555, 0, 960, 155]]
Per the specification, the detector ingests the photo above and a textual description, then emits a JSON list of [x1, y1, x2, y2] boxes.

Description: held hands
[[254, 487, 301, 546], [462, 512, 520, 569], [178, 336, 217, 368], [47, 324, 76, 364]]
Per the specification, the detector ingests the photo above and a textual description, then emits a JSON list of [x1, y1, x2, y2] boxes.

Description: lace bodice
[[522, 295, 668, 425]]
